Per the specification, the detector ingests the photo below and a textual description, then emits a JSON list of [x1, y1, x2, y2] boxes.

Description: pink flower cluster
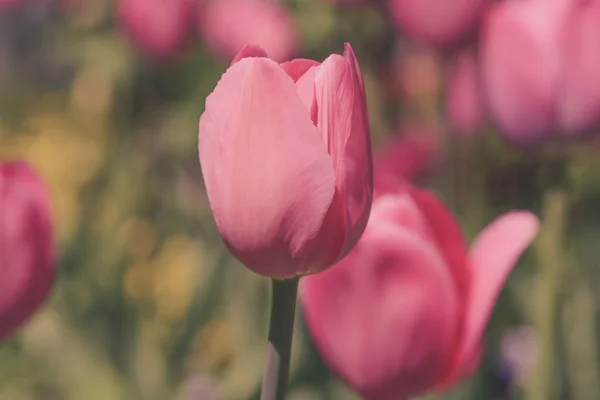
[[117, 0, 299, 62], [197, 44, 540, 399], [329, 0, 600, 145]]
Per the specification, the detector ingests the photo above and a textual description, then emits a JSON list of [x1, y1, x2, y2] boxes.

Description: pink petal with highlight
[[198, 57, 339, 278], [409, 187, 470, 300], [312, 44, 373, 259], [302, 201, 458, 399], [446, 211, 539, 382]]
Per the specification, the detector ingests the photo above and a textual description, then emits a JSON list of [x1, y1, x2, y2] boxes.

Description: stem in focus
[[260, 277, 300, 400]]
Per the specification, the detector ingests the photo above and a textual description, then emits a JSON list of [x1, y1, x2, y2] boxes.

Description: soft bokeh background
[[1, 0, 599, 399]]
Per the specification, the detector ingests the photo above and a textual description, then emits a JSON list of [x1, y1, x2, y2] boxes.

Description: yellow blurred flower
[[193, 318, 234, 371]]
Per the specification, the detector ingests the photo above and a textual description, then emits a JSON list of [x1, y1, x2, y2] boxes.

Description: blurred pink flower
[[481, 0, 600, 145], [301, 178, 539, 398], [446, 52, 485, 137], [386, 0, 492, 46], [198, 0, 299, 63], [374, 129, 440, 187], [198, 44, 373, 278], [0, 162, 55, 342], [0, 0, 21, 8], [117, 0, 193, 59]]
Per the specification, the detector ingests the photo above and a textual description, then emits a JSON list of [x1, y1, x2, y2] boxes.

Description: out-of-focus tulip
[[374, 129, 440, 187], [117, 0, 193, 59], [386, 0, 491, 47], [481, 0, 600, 145], [198, 0, 299, 63], [0, 0, 20, 8], [446, 52, 484, 137], [198, 43, 373, 279], [0, 162, 55, 342], [301, 162, 539, 398]]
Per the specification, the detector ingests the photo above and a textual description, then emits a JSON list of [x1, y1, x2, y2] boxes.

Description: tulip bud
[[198, 43, 373, 278], [481, 0, 600, 145], [0, 162, 55, 342], [118, 0, 193, 59]]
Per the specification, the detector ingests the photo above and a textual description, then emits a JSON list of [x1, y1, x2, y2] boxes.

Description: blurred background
[[1, 0, 599, 399]]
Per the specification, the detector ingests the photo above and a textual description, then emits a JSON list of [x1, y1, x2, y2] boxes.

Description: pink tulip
[[301, 180, 539, 398], [198, 44, 373, 278], [117, 0, 193, 59], [198, 0, 299, 63], [481, 0, 600, 144], [446, 52, 484, 137], [374, 129, 440, 187], [0, 0, 20, 8], [386, 0, 492, 46], [0, 162, 55, 342]]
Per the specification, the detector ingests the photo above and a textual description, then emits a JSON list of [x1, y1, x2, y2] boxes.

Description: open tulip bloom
[[0, 162, 55, 342], [301, 181, 539, 399], [198, 43, 373, 399]]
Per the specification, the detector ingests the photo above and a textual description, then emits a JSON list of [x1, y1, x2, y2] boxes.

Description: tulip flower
[[446, 52, 484, 137], [117, 0, 193, 59], [0, 162, 55, 342], [198, 0, 299, 63], [198, 43, 373, 279], [374, 130, 440, 187], [481, 0, 600, 145], [0, 0, 20, 8], [301, 180, 539, 398], [386, 0, 492, 47]]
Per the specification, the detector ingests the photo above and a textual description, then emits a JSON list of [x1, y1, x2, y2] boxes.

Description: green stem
[[260, 277, 300, 400], [528, 189, 568, 400]]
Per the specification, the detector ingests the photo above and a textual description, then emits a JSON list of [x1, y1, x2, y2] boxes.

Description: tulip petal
[[281, 58, 320, 82], [302, 209, 458, 399], [480, 1, 563, 143], [231, 44, 268, 65], [0, 163, 55, 341], [559, 3, 600, 134], [313, 44, 373, 259], [198, 57, 338, 278], [445, 211, 539, 382], [409, 187, 471, 300]]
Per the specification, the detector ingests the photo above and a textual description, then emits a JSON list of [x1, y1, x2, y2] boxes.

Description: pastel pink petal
[[118, 0, 191, 58], [445, 211, 539, 383], [387, 0, 489, 46], [373, 130, 440, 191], [301, 211, 459, 399], [231, 44, 268, 65], [313, 44, 373, 259], [281, 59, 320, 82], [0, 162, 55, 341], [199, 0, 299, 63], [558, 3, 600, 134], [480, 0, 564, 144], [446, 52, 484, 137], [198, 57, 339, 278], [408, 187, 471, 300]]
